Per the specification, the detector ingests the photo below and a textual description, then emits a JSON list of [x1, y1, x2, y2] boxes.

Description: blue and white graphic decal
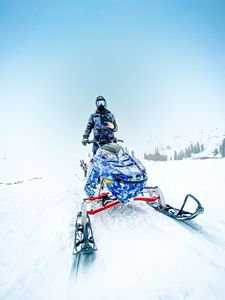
[[84, 143, 147, 202]]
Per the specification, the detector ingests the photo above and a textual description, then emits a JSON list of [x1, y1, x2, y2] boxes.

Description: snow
[[1, 148, 225, 300], [133, 127, 225, 160]]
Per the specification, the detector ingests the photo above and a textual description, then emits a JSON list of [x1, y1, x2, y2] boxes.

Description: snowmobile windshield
[[97, 143, 124, 161]]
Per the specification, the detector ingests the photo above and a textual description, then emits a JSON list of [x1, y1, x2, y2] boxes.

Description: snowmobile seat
[[101, 143, 123, 154]]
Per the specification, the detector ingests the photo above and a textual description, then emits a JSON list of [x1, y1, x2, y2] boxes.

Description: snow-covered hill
[[1, 149, 225, 300], [140, 128, 225, 160]]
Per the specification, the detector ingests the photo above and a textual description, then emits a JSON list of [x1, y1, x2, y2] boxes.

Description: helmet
[[96, 96, 107, 110]]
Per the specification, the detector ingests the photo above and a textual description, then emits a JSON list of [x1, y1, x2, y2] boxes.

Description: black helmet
[[96, 96, 107, 110]]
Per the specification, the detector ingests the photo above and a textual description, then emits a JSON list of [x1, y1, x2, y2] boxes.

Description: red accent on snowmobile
[[87, 200, 120, 215], [133, 197, 160, 202], [88, 192, 110, 201], [87, 195, 161, 215]]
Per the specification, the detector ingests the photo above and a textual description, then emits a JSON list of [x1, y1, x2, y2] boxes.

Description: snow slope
[[1, 149, 225, 300], [134, 127, 225, 160]]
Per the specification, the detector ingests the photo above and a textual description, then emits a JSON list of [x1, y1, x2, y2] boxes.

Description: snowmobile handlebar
[[88, 139, 124, 145]]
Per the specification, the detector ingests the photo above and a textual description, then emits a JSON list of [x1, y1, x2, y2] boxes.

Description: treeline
[[213, 138, 225, 157], [144, 142, 205, 161], [128, 138, 225, 162], [144, 148, 168, 161], [219, 138, 225, 157], [174, 142, 204, 160]]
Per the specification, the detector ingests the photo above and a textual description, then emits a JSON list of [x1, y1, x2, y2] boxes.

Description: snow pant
[[92, 142, 99, 155]]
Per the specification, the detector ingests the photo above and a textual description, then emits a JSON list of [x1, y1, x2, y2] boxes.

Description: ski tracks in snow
[[1, 161, 225, 300]]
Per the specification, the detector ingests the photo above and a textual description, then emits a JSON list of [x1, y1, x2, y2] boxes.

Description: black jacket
[[83, 108, 118, 144]]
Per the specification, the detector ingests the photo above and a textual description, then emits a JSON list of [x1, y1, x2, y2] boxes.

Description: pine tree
[[196, 142, 200, 153], [223, 139, 225, 157], [213, 148, 219, 156], [220, 139, 225, 157], [185, 147, 191, 158], [178, 150, 185, 160], [174, 151, 178, 160]]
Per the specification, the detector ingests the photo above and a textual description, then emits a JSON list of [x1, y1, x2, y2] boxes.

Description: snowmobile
[[73, 139, 204, 255]]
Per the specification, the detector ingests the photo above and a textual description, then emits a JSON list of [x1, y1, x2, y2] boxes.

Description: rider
[[82, 96, 118, 154]]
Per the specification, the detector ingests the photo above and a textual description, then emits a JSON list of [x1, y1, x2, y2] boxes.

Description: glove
[[82, 135, 88, 146], [106, 122, 114, 130]]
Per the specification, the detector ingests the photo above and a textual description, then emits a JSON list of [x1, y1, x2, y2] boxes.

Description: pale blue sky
[[1, 0, 225, 154]]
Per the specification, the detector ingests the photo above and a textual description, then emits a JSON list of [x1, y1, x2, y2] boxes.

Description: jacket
[[83, 108, 118, 144]]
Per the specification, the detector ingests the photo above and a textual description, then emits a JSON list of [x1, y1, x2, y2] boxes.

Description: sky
[[0, 0, 225, 155]]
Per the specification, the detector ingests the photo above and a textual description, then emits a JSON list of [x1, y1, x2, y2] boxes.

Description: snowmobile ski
[[73, 211, 97, 255], [146, 193, 204, 221]]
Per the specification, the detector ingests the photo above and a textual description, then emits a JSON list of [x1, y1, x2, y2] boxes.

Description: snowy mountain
[[1, 146, 225, 300], [141, 128, 225, 160]]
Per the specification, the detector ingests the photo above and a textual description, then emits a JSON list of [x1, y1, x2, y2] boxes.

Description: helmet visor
[[96, 99, 106, 107]]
